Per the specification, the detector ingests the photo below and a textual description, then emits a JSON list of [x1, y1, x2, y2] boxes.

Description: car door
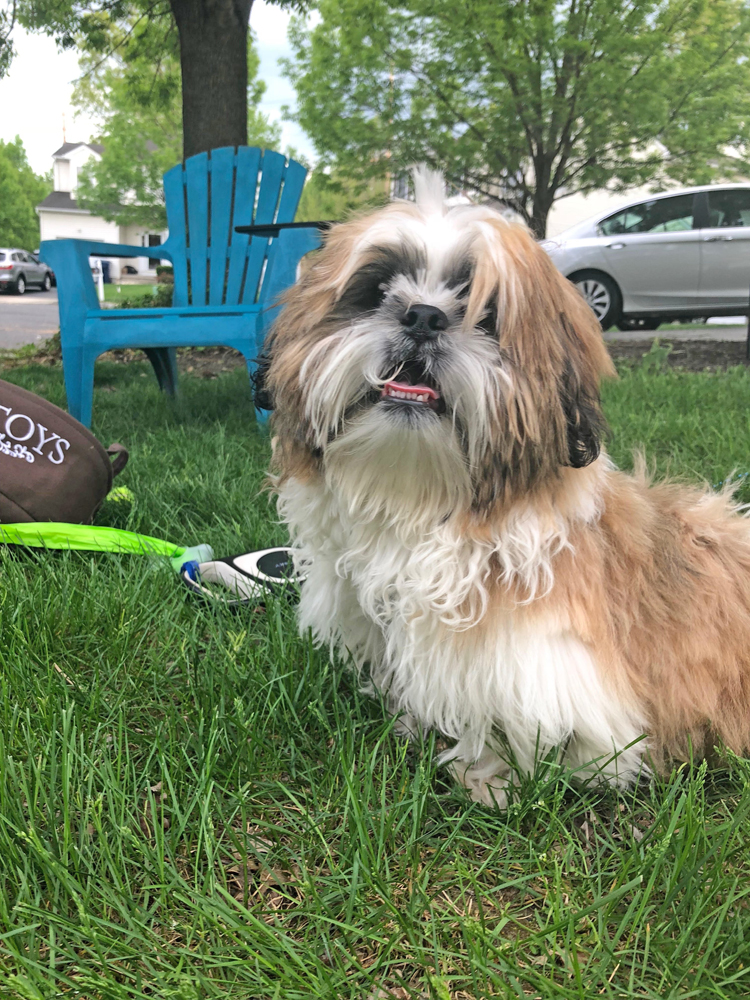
[[21, 252, 38, 284], [17, 251, 35, 284], [597, 193, 701, 312], [10, 251, 23, 282], [27, 252, 44, 284], [697, 188, 750, 311], [28, 251, 45, 285]]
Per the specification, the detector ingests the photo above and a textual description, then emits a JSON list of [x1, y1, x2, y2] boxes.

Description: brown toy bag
[[0, 378, 128, 524]]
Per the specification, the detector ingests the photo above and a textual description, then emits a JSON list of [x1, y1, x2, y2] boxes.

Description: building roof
[[51, 141, 104, 158], [36, 191, 89, 214]]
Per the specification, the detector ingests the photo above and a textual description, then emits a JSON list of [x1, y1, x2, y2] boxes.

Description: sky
[[0, 0, 315, 176]]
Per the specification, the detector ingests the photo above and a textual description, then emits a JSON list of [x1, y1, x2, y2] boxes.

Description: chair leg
[[144, 347, 179, 395], [65, 345, 99, 428], [61, 344, 99, 428], [78, 347, 101, 430], [62, 345, 85, 424]]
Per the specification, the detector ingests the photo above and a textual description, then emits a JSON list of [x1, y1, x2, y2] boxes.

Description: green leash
[[0, 522, 213, 573]]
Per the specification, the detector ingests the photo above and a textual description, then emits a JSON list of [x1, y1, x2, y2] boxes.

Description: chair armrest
[[40, 239, 175, 337], [41, 239, 172, 262], [39, 240, 101, 316]]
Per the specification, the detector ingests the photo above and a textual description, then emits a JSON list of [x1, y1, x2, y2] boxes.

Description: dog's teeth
[[382, 381, 437, 403]]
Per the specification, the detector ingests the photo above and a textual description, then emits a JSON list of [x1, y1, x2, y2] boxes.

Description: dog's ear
[[559, 356, 605, 468], [557, 308, 608, 468]]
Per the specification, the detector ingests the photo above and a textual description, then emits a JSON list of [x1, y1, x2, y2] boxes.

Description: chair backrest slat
[[208, 146, 237, 305], [185, 152, 209, 306], [225, 147, 262, 305], [275, 159, 307, 226], [163, 146, 307, 308], [241, 151, 287, 305], [163, 164, 189, 307]]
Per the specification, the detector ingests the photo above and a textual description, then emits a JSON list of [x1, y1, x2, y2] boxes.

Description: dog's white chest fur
[[279, 476, 645, 801]]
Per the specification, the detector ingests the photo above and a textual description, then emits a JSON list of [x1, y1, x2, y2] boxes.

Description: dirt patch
[[607, 338, 750, 372], [0, 339, 248, 379], [117, 346, 248, 379], [3, 337, 749, 378]]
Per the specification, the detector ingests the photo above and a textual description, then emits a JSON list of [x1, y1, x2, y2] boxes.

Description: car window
[[598, 194, 695, 236], [0, 253, 5, 262], [706, 189, 750, 228], [11, 252, 22, 262]]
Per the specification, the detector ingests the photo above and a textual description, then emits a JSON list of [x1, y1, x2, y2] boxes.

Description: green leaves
[[0, 137, 51, 249], [287, 0, 750, 236]]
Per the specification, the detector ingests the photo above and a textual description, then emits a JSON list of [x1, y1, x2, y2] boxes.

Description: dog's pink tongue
[[382, 380, 439, 400]]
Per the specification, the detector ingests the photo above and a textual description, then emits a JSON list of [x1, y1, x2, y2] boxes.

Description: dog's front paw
[[454, 765, 509, 809], [449, 746, 512, 809]]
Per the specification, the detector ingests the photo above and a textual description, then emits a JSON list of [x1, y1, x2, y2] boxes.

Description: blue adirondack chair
[[40, 147, 321, 428]]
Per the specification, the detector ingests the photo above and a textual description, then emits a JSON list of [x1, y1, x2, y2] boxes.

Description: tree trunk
[[529, 191, 553, 240], [170, 0, 254, 159]]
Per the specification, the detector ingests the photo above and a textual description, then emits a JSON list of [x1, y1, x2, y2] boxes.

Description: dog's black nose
[[400, 304, 449, 341]]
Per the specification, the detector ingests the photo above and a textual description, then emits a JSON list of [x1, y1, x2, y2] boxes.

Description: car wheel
[[617, 316, 661, 332], [42, 273, 51, 292], [15, 274, 26, 295], [570, 270, 621, 330]]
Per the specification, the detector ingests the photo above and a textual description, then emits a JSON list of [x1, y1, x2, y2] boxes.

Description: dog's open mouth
[[381, 360, 444, 413]]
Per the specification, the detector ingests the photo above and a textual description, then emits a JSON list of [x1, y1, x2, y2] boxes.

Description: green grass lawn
[[103, 283, 159, 304], [1, 355, 750, 999]]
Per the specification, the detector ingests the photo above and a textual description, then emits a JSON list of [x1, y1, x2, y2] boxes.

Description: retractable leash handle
[[180, 548, 305, 607]]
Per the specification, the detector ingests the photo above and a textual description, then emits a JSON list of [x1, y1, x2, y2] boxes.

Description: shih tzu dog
[[264, 168, 750, 808]]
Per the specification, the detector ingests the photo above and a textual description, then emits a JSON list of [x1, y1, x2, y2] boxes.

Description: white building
[[36, 142, 168, 281]]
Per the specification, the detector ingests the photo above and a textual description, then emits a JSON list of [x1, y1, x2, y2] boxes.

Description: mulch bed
[[83, 338, 750, 376], [2, 338, 749, 378], [607, 338, 749, 372]]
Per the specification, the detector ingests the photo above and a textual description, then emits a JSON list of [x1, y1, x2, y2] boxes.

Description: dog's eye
[[358, 282, 387, 310], [340, 277, 388, 313]]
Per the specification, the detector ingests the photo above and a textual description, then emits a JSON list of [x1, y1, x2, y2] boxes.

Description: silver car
[[542, 184, 750, 330], [0, 248, 54, 295]]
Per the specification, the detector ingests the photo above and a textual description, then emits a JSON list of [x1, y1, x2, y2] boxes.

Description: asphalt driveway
[[0, 288, 746, 351], [0, 289, 60, 349]]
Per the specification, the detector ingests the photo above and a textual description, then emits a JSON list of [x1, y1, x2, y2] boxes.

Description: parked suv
[[0, 248, 54, 295], [542, 184, 750, 330]]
